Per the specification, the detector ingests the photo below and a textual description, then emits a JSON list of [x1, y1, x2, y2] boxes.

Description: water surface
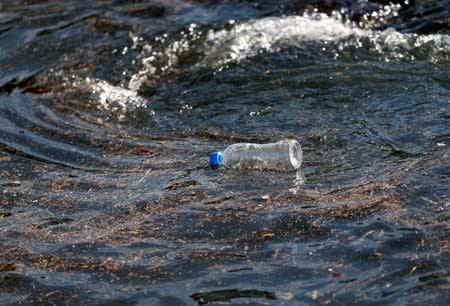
[[0, 0, 449, 305]]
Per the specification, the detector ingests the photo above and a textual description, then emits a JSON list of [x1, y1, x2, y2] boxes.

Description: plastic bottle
[[209, 139, 302, 171]]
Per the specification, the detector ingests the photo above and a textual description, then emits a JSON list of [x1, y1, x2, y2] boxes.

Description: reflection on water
[[0, 0, 449, 305]]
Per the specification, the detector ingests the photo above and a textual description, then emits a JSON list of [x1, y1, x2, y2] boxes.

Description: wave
[[57, 12, 449, 116], [128, 12, 449, 88]]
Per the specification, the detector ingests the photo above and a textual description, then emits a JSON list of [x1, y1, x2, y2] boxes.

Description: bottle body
[[210, 139, 302, 171]]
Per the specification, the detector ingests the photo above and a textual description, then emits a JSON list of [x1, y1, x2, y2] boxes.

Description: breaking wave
[[66, 12, 449, 115], [128, 12, 449, 88]]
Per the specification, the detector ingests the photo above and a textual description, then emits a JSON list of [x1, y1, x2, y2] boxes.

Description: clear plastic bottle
[[209, 139, 302, 171]]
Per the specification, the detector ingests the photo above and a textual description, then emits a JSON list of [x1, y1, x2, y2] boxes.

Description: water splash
[[128, 12, 449, 91], [71, 12, 450, 116], [70, 76, 152, 121], [89, 78, 148, 113], [353, 2, 404, 29], [128, 23, 202, 91], [339, 28, 450, 62], [202, 13, 365, 67]]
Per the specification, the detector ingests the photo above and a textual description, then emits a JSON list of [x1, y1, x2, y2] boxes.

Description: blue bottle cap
[[209, 151, 224, 168]]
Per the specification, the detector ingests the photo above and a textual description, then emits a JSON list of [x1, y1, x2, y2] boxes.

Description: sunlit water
[[1, 1, 449, 305]]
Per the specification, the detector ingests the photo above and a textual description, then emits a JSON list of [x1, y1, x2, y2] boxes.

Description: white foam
[[69, 13, 449, 116], [126, 13, 450, 92], [128, 13, 366, 89], [128, 32, 194, 91], [339, 28, 450, 62], [202, 13, 365, 67], [85, 78, 150, 120]]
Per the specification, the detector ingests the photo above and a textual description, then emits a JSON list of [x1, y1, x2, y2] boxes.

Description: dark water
[[0, 0, 449, 305]]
